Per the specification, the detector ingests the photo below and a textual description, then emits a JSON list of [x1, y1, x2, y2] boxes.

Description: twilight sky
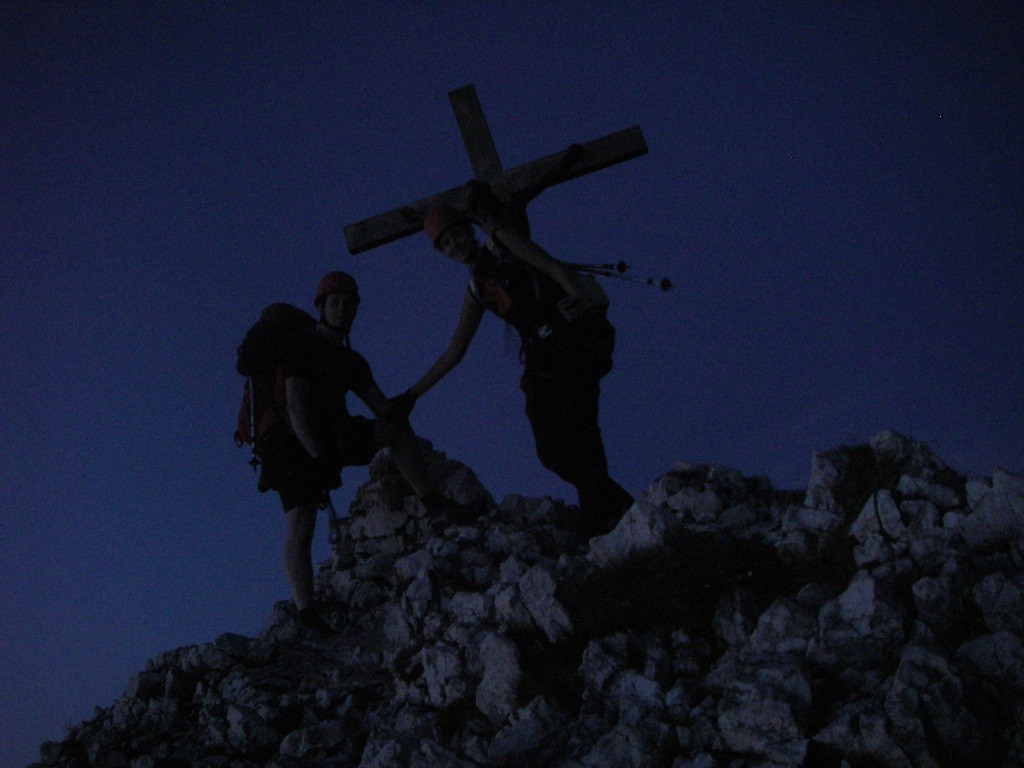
[[2, 3, 1022, 765]]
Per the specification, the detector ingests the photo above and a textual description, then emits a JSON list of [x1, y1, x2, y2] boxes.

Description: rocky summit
[[33, 431, 1024, 768]]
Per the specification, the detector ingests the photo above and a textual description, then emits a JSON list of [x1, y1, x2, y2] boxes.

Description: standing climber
[[248, 271, 438, 634], [390, 201, 633, 540]]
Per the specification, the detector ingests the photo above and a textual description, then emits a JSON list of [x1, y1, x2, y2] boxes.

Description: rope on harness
[[246, 376, 260, 471]]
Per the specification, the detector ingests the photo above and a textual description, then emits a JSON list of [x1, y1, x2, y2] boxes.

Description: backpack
[[233, 303, 317, 491]]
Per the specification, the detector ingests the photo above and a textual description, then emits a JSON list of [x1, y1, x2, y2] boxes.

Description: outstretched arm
[[407, 288, 485, 398]]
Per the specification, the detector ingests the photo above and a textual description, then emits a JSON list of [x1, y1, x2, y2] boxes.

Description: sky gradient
[[2, 3, 1022, 765]]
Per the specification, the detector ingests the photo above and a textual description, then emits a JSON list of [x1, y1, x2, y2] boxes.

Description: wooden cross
[[343, 84, 648, 255]]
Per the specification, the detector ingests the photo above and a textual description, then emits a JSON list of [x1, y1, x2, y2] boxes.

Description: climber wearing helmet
[[272, 270, 437, 633], [388, 197, 634, 541]]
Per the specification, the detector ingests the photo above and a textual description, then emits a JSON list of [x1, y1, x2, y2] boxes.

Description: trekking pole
[[572, 264, 674, 292], [568, 260, 629, 274]]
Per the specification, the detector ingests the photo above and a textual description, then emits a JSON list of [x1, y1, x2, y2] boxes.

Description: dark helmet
[[423, 204, 469, 249], [314, 271, 359, 309]]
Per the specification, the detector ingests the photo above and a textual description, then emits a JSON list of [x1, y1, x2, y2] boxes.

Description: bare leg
[[283, 505, 317, 610]]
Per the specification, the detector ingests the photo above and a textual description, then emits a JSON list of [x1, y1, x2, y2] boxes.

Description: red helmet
[[423, 204, 468, 249], [314, 271, 359, 308]]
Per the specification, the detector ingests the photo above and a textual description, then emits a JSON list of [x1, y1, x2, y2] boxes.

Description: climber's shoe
[[446, 500, 483, 525], [298, 606, 339, 638]]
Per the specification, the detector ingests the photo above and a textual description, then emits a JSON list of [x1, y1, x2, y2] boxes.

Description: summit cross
[[343, 84, 647, 255]]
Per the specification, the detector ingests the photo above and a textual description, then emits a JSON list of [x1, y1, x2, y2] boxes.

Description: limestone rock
[[956, 630, 1024, 690], [476, 632, 522, 725], [587, 500, 682, 567], [972, 571, 1024, 636], [486, 696, 567, 767], [420, 642, 468, 708], [35, 437, 1024, 767], [960, 490, 1024, 551], [716, 677, 808, 766], [808, 570, 907, 678], [518, 564, 574, 643]]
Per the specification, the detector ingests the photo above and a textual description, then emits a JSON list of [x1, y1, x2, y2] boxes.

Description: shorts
[[260, 417, 379, 512]]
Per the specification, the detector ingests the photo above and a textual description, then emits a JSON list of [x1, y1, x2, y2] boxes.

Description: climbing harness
[[246, 376, 260, 471]]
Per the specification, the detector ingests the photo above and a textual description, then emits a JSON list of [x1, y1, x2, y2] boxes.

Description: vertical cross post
[[449, 85, 504, 188], [343, 84, 647, 255]]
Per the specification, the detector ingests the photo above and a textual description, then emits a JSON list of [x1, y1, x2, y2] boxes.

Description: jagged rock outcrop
[[34, 431, 1024, 767]]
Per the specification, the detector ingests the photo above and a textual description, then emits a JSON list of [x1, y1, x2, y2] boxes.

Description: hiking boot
[[299, 607, 339, 638], [573, 492, 634, 543], [418, 490, 446, 515], [570, 506, 629, 545], [419, 491, 482, 527], [446, 500, 483, 525], [571, 515, 607, 545], [598, 498, 633, 537]]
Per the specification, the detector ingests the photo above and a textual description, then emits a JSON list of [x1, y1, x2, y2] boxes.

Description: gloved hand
[[310, 453, 342, 490], [388, 391, 419, 420]]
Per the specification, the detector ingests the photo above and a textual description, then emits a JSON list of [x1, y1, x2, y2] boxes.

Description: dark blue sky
[[2, 3, 1022, 764]]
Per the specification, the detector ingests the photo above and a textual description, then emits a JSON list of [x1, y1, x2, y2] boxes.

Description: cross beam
[[343, 84, 647, 255]]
